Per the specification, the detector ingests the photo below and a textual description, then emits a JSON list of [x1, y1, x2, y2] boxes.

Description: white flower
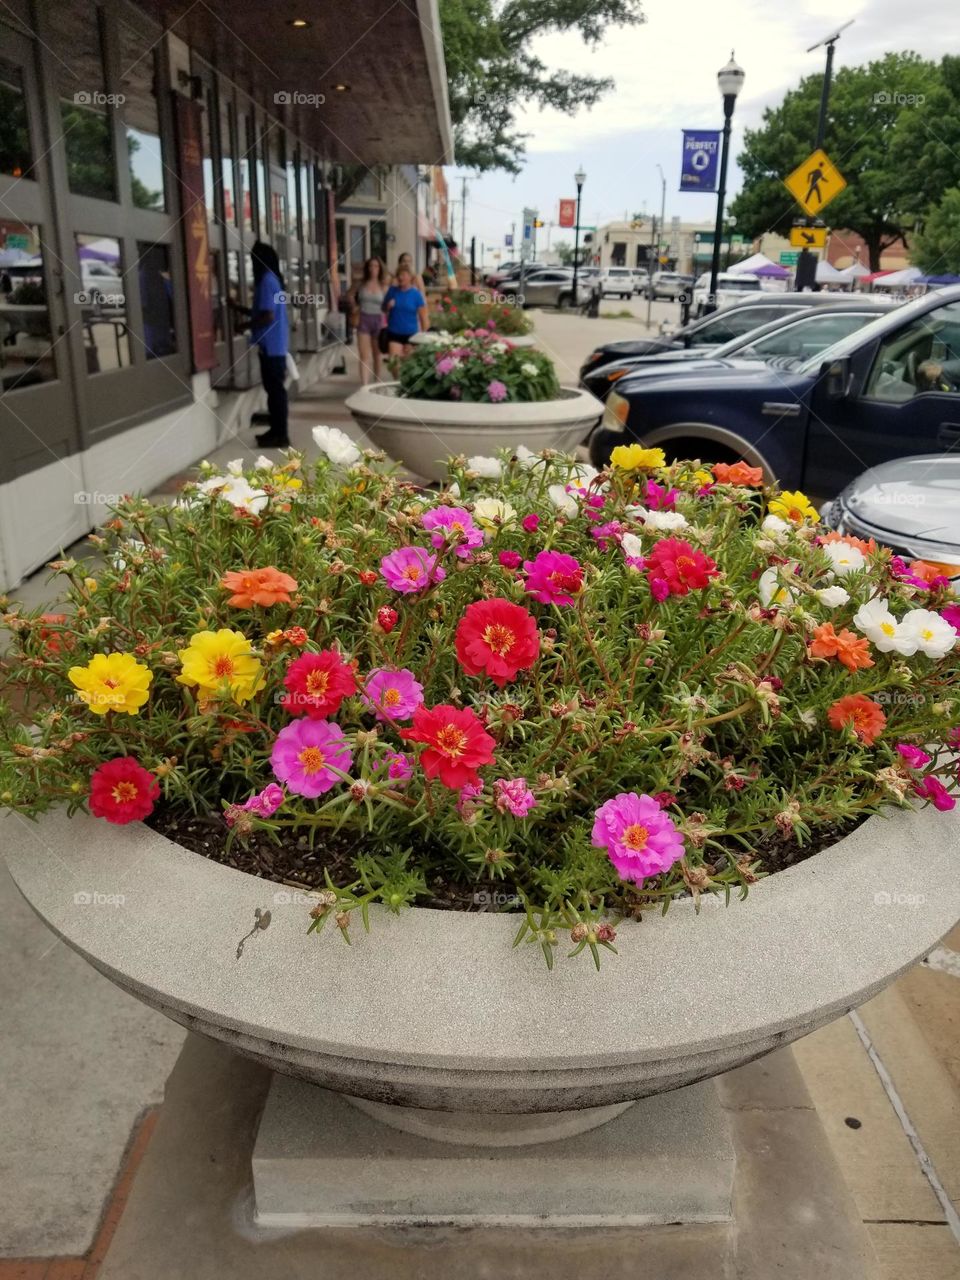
[[853, 597, 913, 654], [472, 497, 517, 531], [198, 474, 268, 514], [520, 362, 539, 377], [489, 341, 508, 355], [899, 609, 957, 660], [254, 454, 276, 470], [548, 484, 579, 517], [816, 585, 850, 608], [514, 444, 539, 469], [312, 425, 361, 467], [643, 509, 688, 532], [799, 708, 818, 730], [466, 455, 502, 479], [761, 514, 791, 541], [570, 462, 599, 487], [759, 566, 795, 607], [821, 540, 866, 576], [621, 531, 645, 564], [225, 458, 245, 476]]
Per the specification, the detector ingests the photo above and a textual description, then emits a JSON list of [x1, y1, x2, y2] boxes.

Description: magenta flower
[[457, 780, 484, 818], [435, 355, 459, 376], [941, 603, 960, 634], [949, 727, 960, 748], [523, 550, 583, 605], [649, 576, 670, 603], [590, 520, 624, 551], [487, 379, 508, 402], [449, 384, 462, 399], [387, 751, 414, 783], [421, 505, 484, 557], [380, 545, 445, 594], [493, 777, 537, 818], [914, 775, 956, 811], [225, 782, 285, 826], [521, 513, 540, 533], [645, 480, 679, 511], [361, 667, 424, 722], [591, 792, 685, 884], [271, 719, 352, 799], [896, 742, 932, 770]]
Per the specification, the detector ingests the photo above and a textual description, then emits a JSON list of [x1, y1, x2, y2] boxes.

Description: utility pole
[[460, 175, 467, 276], [646, 164, 667, 326]]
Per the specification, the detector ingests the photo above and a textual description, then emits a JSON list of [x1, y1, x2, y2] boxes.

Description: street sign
[[783, 148, 847, 216], [790, 225, 828, 248], [779, 250, 801, 266], [680, 130, 721, 192], [504, 233, 513, 247], [558, 198, 576, 228]]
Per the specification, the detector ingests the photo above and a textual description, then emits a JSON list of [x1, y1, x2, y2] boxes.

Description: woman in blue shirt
[[382, 266, 427, 356], [247, 241, 289, 447]]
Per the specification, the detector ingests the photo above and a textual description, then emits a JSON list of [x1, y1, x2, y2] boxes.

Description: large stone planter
[[345, 381, 603, 481], [411, 330, 538, 349], [3, 804, 959, 1131]]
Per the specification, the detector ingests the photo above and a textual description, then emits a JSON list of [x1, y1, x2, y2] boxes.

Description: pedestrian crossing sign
[[789, 225, 828, 248], [783, 149, 847, 217]]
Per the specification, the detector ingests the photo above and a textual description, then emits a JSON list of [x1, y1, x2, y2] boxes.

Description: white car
[[691, 272, 763, 315], [599, 267, 636, 299]]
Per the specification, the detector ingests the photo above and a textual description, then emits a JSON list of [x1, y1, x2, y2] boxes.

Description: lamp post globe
[[707, 53, 745, 314]]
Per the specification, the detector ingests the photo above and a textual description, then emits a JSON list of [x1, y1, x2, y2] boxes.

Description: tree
[[553, 240, 574, 264], [439, 0, 645, 174], [729, 52, 945, 270], [912, 189, 960, 275]]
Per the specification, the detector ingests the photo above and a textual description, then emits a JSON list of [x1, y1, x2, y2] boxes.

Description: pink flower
[[649, 576, 670, 602], [498, 550, 522, 569], [386, 751, 414, 783], [226, 782, 285, 826], [948, 727, 960, 749], [271, 719, 353, 798], [493, 777, 537, 817], [941, 603, 960, 634], [361, 667, 424, 722], [435, 355, 459, 376], [487, 379, 508, 402], [914, 775, 956, 811], [380, 545, 445, 594], [590, 521, 624, 551], [896, 743, 932, 770], [591, 791, 685, 884], [521, 513, 540, 533], [457, 780, 484, 817], [449, 385, 462, 400], [421, 505, 484, 557], [523, 550, 584, 605], [645, 480, 678, 510]]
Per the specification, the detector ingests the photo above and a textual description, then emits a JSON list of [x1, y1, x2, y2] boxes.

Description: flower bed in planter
[[429, 288, 533, 339]]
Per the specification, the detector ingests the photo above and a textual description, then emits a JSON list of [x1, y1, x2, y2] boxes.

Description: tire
[[557, 293, 572, 310]]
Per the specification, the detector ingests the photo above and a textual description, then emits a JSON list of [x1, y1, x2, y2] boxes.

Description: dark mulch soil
[[146, 802, 864, 912]]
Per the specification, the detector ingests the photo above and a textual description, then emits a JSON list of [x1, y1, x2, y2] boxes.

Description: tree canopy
[[439, 0, 645, 173], [729, 52, 951, 269], [912, 188, 960, 276]]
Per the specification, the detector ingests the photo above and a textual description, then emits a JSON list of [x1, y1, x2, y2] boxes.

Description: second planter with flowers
[[3, 443, 960, 1224], [346, 330, 603, 481]]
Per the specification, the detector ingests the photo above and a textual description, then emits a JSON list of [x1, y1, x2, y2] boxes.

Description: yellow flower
[[83, 577, 99, 594], [693, 468, 714, 486], [472, 497, 517, 532], [177, 629, 265, 703], [271, 472, 302, 493], [68, 652, 153, 716], [610, 444, 666, 471], [768, 490, 819, 525]]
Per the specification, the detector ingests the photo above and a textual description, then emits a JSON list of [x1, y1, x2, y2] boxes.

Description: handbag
[[377, 325, 390, 355]]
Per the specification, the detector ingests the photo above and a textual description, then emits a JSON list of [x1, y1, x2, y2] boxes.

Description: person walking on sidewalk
[[354, 256, 388, 384], [382, 265, 427, 357], [247, 241, 290, 447]]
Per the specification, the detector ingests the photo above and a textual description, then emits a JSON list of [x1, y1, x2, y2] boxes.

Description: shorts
[[357, 313, 383, 337], [386, 331, 415, 346]]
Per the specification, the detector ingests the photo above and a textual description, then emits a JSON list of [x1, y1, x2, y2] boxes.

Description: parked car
[[599, 267, 636, 299], [587, 285, 960, 497], [822, 455, 960, 582], [646, 271, 695, 301], [691, 271, 763, 314], [631, 269, 647, 295], [579, 293, 892, 378], [580, 299, 897, 400], [495, 267, 585, 310], [484, 260, 523, 287]]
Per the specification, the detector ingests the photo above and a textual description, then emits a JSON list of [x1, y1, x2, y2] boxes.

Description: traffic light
[[533, 218, 544, 228]]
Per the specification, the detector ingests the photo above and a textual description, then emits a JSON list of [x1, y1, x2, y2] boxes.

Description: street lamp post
[[707, 53, 745, 314], [572, 166, 586, 305]]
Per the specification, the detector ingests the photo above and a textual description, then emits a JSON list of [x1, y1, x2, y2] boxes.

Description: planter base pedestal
[[252, 1074, 735, 1228]]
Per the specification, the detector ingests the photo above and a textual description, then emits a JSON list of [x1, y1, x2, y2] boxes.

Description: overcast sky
[[454, 0, 951, 263]]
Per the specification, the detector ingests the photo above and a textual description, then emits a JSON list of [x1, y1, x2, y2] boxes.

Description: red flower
[[281, 649, 357, 718], [89, 757, 159, 824], [827, 693, 886, 746], [38, 612, 73, 655], [400, 703, 495, 788], [358, 570, 378, 586], [377, 606, 398, 633], [454, 598, 540, 688], [645, 538, 719, 597]]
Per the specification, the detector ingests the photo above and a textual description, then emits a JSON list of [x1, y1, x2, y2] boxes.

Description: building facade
[[0, 0, 452, 588]]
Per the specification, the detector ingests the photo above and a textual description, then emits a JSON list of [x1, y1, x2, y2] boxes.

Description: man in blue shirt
[[248, 241, 289, 447]]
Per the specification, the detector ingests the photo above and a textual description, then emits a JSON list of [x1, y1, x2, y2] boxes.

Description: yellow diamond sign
[[784, 149, 847, 217], [789, 225, 828, 249]]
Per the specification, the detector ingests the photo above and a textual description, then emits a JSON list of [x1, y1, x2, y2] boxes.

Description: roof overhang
[[145, 0, 454, 165]]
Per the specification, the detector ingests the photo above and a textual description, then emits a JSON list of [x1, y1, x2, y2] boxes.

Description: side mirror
[[820, 356, 851, 400]]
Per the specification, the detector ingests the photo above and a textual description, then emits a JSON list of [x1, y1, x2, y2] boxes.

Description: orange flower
[[809, 622, 874, 673], [712, 461, 764, 487], [822, 530, 876, 555], [220, 566, 298, 607], [827, 693, 886, 745], [908, 559, 945, 584]]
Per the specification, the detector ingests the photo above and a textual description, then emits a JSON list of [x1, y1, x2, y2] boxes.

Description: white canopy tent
[[872, 266, 924, 288], [726, 252, 777, 275], [836, 262, 870, 282], [815, 261, 846, 284]]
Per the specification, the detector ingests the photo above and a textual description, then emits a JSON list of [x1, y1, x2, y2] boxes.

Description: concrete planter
[[3, 805, 959, 1137], [410, 330, 538, 349], [345, 381, 603, 482]]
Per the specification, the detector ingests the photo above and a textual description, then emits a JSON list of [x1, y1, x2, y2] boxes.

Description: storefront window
[[300, 160, 313, 244], [227, 249, 243, 333], [136, 241, 176, 358], [0, 222, 56, 390], [370, 220, 387, 264], [75, 233, 130, 371], [119, 22, 165, 210], [201, 84, 216, 219], [255, 127, 267, 238], [220, 102, 236, 225], [286, 154, 299, 240], [52, 9, 116, 201], [0, 62, 33, 180], [239, 111, 253, 233]]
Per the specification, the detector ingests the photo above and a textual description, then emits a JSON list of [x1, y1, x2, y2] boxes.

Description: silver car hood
[[837, 454, 960, 562]]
